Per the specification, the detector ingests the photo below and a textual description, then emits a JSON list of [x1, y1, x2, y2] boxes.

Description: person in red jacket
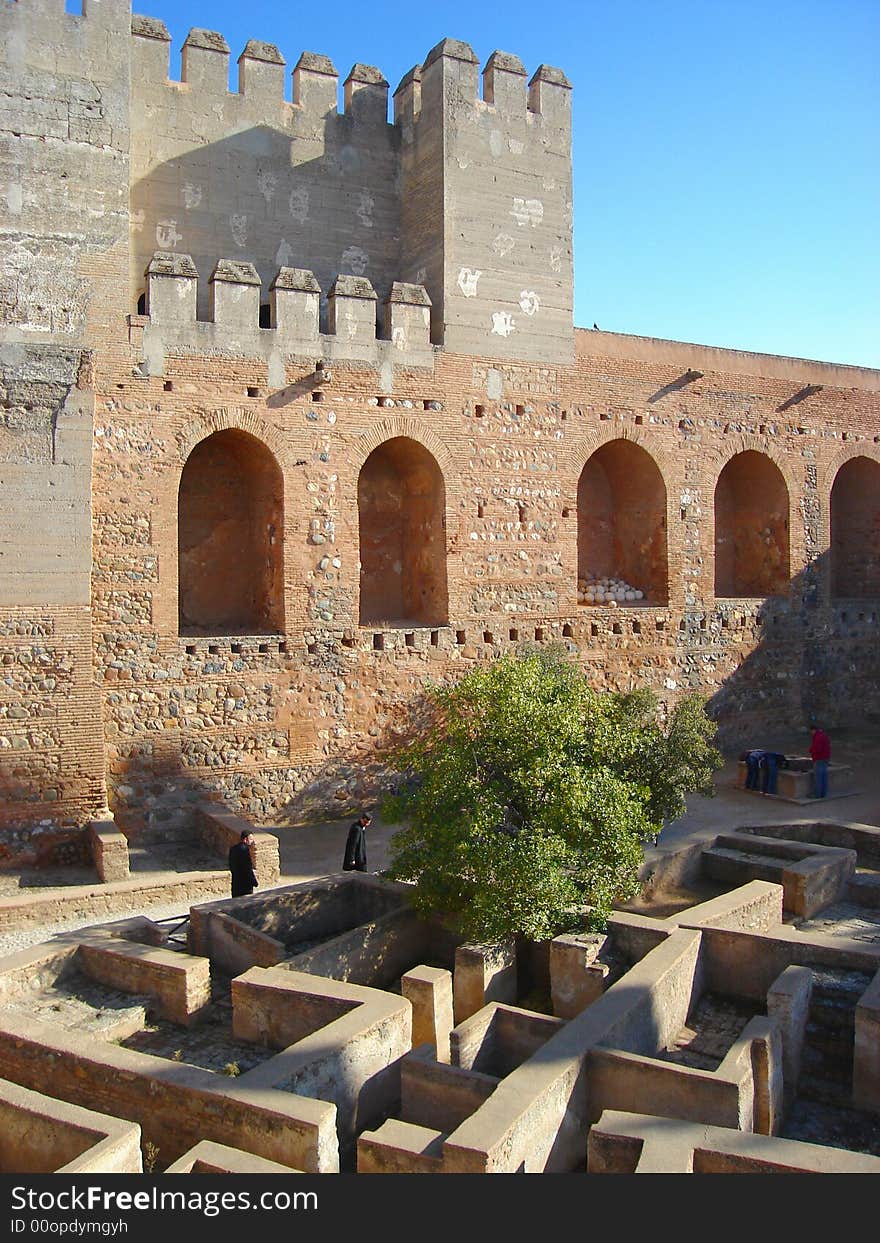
[[809, 726, 831, 799]]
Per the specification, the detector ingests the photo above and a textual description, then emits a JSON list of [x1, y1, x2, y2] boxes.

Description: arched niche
[[178, 429, 284, 634], [358, 436, 448, 626], [577, 439, 668, 605], [831, 455, 880, 598], [714, 450, 789, 597]]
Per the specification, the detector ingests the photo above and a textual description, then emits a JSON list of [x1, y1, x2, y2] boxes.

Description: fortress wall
[[80, 331, 880, 839], [1, 5, 879, 843]]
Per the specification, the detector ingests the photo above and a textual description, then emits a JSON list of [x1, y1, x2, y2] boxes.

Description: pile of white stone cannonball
[[577, 573, 644, 606]]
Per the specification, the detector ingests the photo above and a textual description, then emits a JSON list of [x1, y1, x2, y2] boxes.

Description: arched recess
[[178, 429, 284, 634], [357, 436, 448, 626], [714, 450, 789, 597], [576, 438, 668, 604], [831, 455, 880, 597]]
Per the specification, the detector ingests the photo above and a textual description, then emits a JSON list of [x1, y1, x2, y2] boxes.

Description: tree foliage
[[384, 647, 721, 941]]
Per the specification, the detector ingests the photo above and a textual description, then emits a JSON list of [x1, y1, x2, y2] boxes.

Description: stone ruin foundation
[[0, 845, 877, 1174]]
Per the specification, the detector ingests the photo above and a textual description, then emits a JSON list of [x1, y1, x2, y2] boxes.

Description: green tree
[[384, 647, 721, 941]]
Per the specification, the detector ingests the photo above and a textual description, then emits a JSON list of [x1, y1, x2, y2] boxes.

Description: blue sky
[[135, 0, 879, 368]]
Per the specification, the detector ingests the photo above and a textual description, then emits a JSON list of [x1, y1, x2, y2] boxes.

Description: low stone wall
[[451, 1004, 565, 1078], [232, 966, 412, 1158], [588, 1109, 880, 1173], [288, 907, 434, 989], [0, 1076, 142, 1174], [587, 1014, 782, 1136], [187, 873, 421, 979], [165, 1140, 301, 1174], [702, 834, 855, 918], [0, 871, 229, 933], [854, 968, 880, 1115], [188, 904, 286, 977], [766, 965, 813, 1109], [75, 934, 211, 1026], [400, 1045, 498, 1133], [0, 1011, 338, 1172], [737, 820, 880, 869], [362, 927, 704, 1174]]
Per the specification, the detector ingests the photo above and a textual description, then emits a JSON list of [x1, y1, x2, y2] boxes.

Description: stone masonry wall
[[87, 327, 880, 839]]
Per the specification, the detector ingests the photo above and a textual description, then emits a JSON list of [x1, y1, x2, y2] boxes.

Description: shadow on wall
[[706, 548, 880, 752], [130, 118, 405, 329]]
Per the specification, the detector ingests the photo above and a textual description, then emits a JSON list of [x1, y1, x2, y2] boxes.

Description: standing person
[[228, 830, 258, 897], [809, 725, 831, 799], [342, 813, 372, 872]]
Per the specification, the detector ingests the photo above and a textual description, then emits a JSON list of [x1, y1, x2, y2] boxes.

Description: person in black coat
[[342, 813, 372, 872], [228, 830, 258, 897]]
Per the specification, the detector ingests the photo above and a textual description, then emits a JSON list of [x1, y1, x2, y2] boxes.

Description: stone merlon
[[210, 260, 262, 286], [330, 275, 377, 301], [182, 29, 230, 55], [387, 283, 432, 307], [145, 253, 198, 279], [131, 14, 171, 42], [239, 41, 285, 66], [294, 52, 338, 77], [423, 38, 479, 68], [270, 268, 322, 294]]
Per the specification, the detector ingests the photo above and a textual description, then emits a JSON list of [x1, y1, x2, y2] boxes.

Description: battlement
[[129, 18, 568, 136], [131, 16, 392, 123], [138, 253, 434, 369], [0, 0, 574, 365], [395, 39, 571, 132]]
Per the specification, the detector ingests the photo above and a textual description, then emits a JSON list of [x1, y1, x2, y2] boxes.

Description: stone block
[[401, 965, 453, 1061], [453, 940, 517, 1024]]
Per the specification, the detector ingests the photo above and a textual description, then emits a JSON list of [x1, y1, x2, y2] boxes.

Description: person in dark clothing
[[228, 830, 258, 897], [760, 752, 788, 795], [810, 726, 831, 799], [343, 813, 372, 872], [743, 749, 788, 794], [744, 749, 765, 790]]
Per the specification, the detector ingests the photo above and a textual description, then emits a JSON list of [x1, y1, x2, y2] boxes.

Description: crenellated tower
[[396, 39, 573, 363], [125, 17, 572, 361]]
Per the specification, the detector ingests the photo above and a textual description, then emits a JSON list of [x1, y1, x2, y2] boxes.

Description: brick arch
[[570, 432, 670, 607], [712, 445, 791, 598], [355, 429, 450, 627], [824, 447, 880, 598], [568, 425, 672, 484], [711, 434, 799, 500], [176, 408, 288, 470], [347, 417, 455, 480], [820, 442, 880, 499], [176, 424, 286, 635]]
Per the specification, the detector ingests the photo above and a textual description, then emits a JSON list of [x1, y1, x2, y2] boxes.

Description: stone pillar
[[270, 267, 321, 343], [854, 968, 880, 1114], [766, 964, 812, 1110], [453, 941, 517, 1024], [209, 260, 261, 330], [401, 965, 453, 1062], [145, 253, 198, 325], [327, 275, 377, 344], [384, 282, 432, 351]]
